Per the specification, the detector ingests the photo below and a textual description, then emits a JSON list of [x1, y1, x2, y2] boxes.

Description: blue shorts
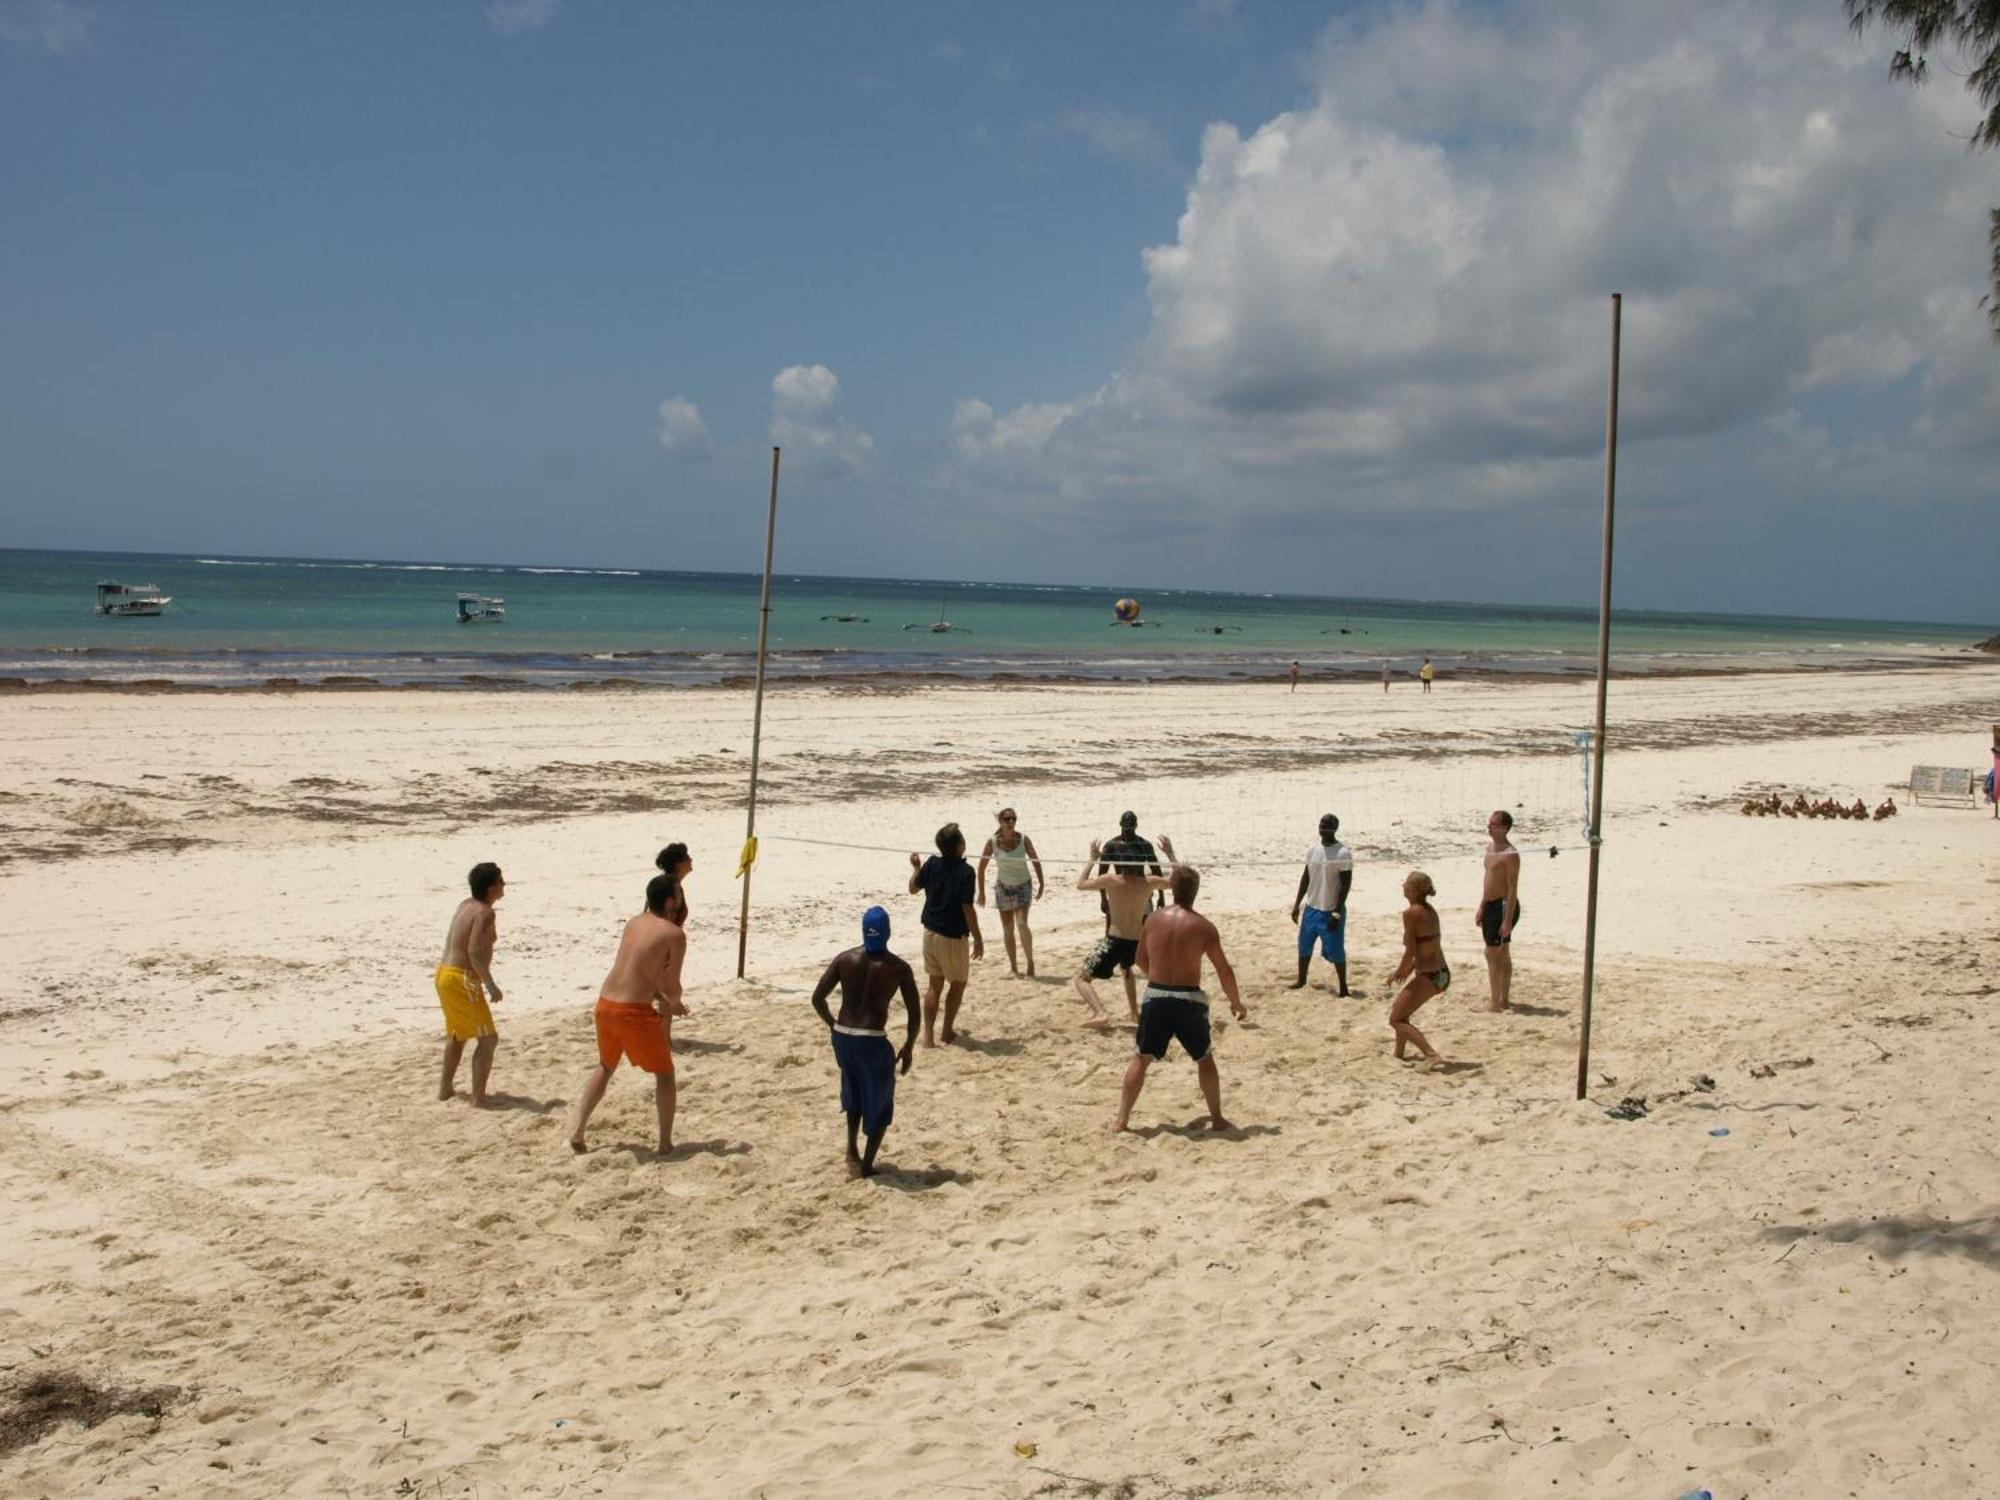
[[831, 1030, 896, 1137], [1299, 906, 1345, 963]]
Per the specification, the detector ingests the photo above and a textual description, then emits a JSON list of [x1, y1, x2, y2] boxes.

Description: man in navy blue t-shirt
[[907, 822, 984, 1047]]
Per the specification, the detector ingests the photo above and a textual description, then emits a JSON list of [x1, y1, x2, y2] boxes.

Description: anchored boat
[[456, 593, 505, 624], [95, 581, 172, 617]]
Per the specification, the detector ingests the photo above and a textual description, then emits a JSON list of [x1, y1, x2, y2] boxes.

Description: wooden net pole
[[735, 446, 781, 979], [1576, 294, 1621, 1101]]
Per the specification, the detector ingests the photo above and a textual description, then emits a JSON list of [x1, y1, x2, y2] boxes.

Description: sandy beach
[[3, 666, 1998, 1497]]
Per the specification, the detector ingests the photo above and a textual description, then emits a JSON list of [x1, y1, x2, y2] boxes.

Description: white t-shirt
[[1302, 840, 1353, 911]]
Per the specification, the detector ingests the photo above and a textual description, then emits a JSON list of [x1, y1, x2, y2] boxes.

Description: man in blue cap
[[810, 905, 921, 1178]]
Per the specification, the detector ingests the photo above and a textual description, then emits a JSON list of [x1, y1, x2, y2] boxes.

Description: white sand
[[2, 667, 1997, 1496]]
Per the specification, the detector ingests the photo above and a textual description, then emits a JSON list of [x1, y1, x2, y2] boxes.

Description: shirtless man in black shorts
[[1074, 839, 1172, 1027], [1476, 810, 1521, 1012], [809, 906, 921, 1178], [1115, 866, 1246, 1132]]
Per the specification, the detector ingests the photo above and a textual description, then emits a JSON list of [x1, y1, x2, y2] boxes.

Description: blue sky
[[2, 0, 1995, 624]]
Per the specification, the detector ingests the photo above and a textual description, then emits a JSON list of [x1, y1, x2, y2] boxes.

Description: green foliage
[[1847, 0, 2000, 333]]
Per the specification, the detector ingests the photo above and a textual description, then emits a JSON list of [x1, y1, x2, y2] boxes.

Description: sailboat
[[904, 592, 966, 633]]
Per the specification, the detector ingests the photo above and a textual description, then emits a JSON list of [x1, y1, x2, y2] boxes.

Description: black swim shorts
[[1085, 934, 1140, 980], [1480, 898, 1519, 947], [1135, 988, 1211, 1062]]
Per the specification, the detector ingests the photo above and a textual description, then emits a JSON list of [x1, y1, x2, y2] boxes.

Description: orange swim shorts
[[594, 998, 673, 1075]]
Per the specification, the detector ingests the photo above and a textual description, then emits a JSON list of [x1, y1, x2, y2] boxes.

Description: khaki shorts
[[923, 930, 970, 984]]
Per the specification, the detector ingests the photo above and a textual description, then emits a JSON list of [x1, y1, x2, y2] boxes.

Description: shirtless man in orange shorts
[[566, 871, 688, 1156], [435, 861, 505, 1105]]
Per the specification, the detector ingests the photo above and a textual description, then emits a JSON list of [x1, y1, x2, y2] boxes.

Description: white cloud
[[1036, 106, 1169, 166], [486, 0, 560, 37], [952, 0, 1999, 534], [0, 0, 94, 54], [656, 397, 712, 457], [771, 364, 873, 475]]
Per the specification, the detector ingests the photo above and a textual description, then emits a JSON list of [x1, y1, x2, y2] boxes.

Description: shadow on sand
[[1762, 1213, 2000, 1272], [873, 1164, 975, 1192], [1122, 1120, 1282, 1142], [1504, 1003, 1569, 1019], [477, 1093, 565, 1115], [600, 1138, 753, 1164], [950, 1034, 1025, 1057], [673, 1038, 746, 1056]]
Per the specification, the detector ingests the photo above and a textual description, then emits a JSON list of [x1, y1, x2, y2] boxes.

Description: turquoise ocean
[[0, 548, 1985, 689]]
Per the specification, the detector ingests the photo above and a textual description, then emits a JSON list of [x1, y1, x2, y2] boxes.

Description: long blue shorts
[[831, 1030, 896, 1137], [1299, 906, 1345, 963]]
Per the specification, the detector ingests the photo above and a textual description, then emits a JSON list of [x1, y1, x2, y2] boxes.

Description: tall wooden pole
[[735, 446, 781, 979], [1576, 295, 1621, 1100]]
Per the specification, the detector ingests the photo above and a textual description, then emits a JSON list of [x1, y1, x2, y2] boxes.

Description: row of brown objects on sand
[[1740, 792, 1897, 820]]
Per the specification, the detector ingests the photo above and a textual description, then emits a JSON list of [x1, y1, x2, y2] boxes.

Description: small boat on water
[[95, 581, 172, 617], [456, 593, 505, 624]]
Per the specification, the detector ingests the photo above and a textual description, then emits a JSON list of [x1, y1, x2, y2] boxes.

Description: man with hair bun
[[435, 861, 505, 1105], [567, 871, 688, 1156]]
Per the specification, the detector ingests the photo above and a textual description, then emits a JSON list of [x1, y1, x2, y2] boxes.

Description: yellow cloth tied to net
[[736, 835, 759, 878]]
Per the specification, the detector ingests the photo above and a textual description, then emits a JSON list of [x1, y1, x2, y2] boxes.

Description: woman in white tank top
[[976, 808, 1044, 977]]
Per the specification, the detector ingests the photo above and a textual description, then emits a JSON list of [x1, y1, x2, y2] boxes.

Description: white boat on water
[[95, 581, 172, 617], [456, 593, 505, 624]]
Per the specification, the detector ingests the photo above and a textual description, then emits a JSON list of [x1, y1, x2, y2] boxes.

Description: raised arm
[[907, 851, 924, 896], [1076, 840, 1113, 891]]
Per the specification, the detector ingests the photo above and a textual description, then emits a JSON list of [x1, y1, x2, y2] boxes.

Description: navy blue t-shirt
[[916, 855, 975, 937]]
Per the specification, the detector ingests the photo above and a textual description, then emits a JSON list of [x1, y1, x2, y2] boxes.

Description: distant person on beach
[[977, 808, 1045, 977], [1289, 661, 1300, 693], [909, 823, 983, 1046], [1074, 839, 1174, 1026], [1288, 814, 1354, 996], [1991, 725, 1999, 819], [655, 842, 692, 921], [809, 906, 920, 1178], [566, 872, 687, 1155], [1476, 811, 1521, 1011], [1114, 865, 1246, 1132], [436, 861, 505, 1105], [1387, 871, 1449, 1071], [1419, 657, 1435, 693], [1382, 660, 1392, 693]]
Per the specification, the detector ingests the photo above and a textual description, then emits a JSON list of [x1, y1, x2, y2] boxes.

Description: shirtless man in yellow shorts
[[567, 871, 688, 1156], [436, 861, 505, 1105]]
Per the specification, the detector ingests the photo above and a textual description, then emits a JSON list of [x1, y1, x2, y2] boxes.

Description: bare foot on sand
[[1285, 980, 1306, 990], [1081, 1013, 1112, 1029], [1201, 1115, 1236, 1131], [438, 1085, 455, 1101], [568, 1138, 587, 1154]]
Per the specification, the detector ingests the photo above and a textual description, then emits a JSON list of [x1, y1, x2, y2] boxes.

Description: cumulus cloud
[[0, 0, 94, 54], [656, 397, 712, 457], [952, 0, 1999, 533], [771, 364, 873, 475], [485, 0, 560, 37]]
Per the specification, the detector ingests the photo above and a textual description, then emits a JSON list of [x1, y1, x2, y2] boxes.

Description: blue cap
[[861, 905, 890, 953]]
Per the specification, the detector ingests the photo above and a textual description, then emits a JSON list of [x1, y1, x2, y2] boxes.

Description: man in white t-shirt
[[1288, 813, 1354, 996]]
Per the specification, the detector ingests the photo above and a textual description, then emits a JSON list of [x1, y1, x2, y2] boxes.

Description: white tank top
[[992, 834, 1032, 884]]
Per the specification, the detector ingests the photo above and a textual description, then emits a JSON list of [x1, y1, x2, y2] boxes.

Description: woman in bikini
[[975, 808, 1044, 977], [1388, 870, 1449, 1071]]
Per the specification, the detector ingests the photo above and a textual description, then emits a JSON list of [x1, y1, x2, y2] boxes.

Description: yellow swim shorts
[[435, 964, 497, 1041]]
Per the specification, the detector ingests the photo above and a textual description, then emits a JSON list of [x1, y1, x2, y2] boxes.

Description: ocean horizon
[[0, 546, 1988, 690]]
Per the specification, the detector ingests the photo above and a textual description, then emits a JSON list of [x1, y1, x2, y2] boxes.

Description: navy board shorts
[[1135, 986, 1212, 1062], [1480, 899, 1520, 947], [831, 1028, 897, 1136]]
